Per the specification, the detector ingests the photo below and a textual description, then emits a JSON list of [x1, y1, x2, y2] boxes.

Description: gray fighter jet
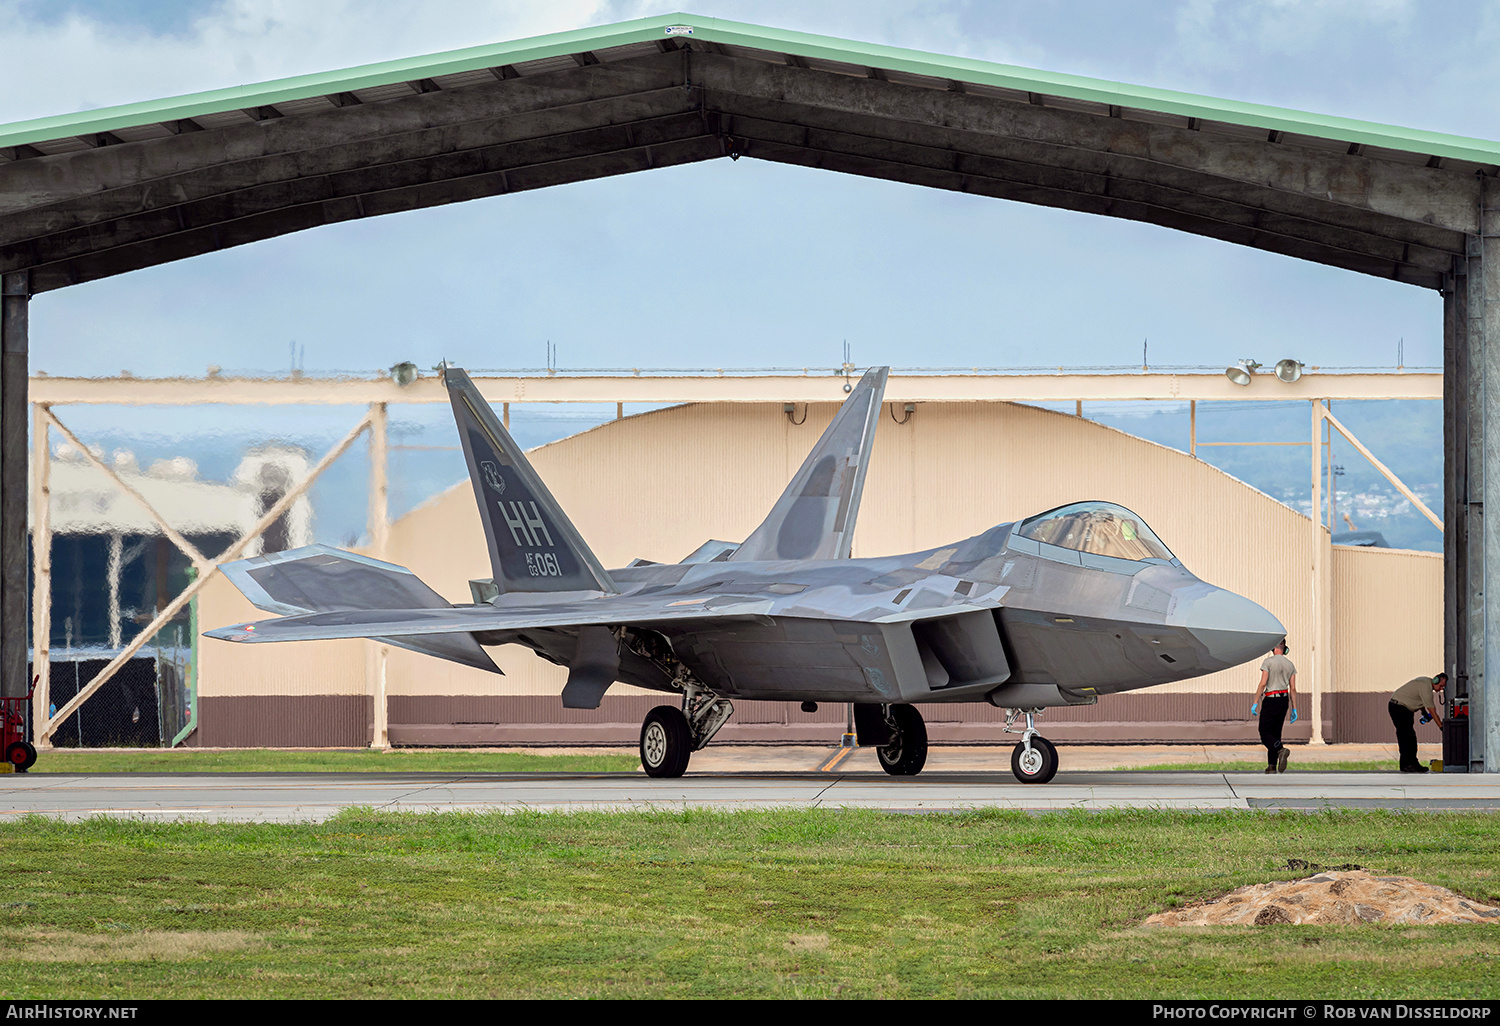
[[208, 365, 1285, 783]]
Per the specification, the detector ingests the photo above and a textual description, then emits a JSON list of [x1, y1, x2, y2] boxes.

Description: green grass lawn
[[2, 808, 1498, 999], [26, 748, 640, 774]]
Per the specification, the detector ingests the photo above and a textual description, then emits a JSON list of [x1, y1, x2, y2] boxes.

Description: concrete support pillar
[[1480, 179, 1500, 771], [0, 272, 28, 700], [1449, 177, 1500, 771], [1445, 260, 1468, 762]]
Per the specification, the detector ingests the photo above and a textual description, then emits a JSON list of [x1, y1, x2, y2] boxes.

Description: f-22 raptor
[[209, 366, 1285, 783]]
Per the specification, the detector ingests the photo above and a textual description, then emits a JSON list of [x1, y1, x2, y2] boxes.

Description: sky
[[1, 0, 1493, 380]]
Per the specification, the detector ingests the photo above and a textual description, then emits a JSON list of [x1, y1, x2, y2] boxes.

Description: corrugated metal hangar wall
[[195, 398, 1442, 747]]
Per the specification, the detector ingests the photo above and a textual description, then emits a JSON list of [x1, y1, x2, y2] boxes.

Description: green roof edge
[[4, 11, 1497, 166], [0, 14, 687, 149]]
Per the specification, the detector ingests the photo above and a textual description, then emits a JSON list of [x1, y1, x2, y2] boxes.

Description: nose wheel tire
[[640, 706, 691, 778], [5, 740, 36, 773], [1011, 736, 1058, 784], [876, 704, 928, 776]]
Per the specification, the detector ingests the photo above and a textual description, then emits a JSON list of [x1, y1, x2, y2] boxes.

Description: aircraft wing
[[205, 593, 779, 645]]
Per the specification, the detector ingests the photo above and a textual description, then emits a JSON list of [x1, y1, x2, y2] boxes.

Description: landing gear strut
[[1004, 708, 1057, 784], [639, 680, 733, 779]]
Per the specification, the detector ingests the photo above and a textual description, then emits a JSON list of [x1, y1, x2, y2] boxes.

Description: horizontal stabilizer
[[216, 545, 499, 674], [223, 545, 456, 616], [732, 366, 887, 562]]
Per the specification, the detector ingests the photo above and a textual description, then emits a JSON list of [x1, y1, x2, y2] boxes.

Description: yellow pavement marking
[[819, 747, 857, 772]]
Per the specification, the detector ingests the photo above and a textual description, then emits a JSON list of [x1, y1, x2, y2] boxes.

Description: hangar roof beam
[[0, 12, 1495, 293]]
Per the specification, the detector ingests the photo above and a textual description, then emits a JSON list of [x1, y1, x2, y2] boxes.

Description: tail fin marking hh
[[445, 366, 618, 595]]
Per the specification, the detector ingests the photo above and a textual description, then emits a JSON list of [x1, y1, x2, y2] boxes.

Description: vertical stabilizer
[[731, 366, 889, 562], [444, 366, 618, 595]]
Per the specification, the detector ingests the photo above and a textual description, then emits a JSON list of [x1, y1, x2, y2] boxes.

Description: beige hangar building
[[192, 393, 1441, 750]]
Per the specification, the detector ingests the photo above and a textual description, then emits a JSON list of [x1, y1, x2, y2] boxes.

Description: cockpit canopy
[[1014, 501, 1176, 564]]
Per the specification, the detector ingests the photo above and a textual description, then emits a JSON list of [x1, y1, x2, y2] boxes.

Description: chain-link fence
[[36, 625, 195, 748]]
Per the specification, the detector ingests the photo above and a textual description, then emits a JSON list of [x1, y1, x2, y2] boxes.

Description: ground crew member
[[1389, 673, 1445, 773], [1252, 638, 1296, 773]]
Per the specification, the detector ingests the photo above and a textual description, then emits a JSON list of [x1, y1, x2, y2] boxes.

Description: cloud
[[0, 1, 610, 120]]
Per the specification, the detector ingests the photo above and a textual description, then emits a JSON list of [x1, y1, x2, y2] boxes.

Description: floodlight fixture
[[389, 361, 419, 387], [1274, 359, 1304, 383], [1225, 359, 1260, 386]]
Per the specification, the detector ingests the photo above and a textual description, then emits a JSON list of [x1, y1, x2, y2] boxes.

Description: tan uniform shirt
[[1260, 654, 1295, 694], [1391, 676, 1437, 712]]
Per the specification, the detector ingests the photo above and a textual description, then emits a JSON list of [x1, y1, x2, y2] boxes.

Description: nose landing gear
[[1004, 708, 1058, 784], [1010, 734, 1057, 783]]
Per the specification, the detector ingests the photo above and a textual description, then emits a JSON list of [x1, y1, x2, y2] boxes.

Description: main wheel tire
[[1010, 735, 1058, 784], [5, 740, 36, 773], [640, 706, 692, 778], [876, 704, 928, 777]]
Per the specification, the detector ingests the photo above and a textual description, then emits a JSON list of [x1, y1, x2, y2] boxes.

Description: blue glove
[[1290, 707, 1298, 723], [1251, 702, 1259, 716], [1419, 710, 1432, 725]]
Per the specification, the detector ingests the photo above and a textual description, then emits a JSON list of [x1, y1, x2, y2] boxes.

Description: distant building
[[32, 442, 312, 746]]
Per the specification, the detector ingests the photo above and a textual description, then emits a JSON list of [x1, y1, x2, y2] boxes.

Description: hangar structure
[[0, 14, 1492, 764]]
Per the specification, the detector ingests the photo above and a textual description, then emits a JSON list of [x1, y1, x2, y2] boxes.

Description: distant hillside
[[1082, 398, 1442, 552]]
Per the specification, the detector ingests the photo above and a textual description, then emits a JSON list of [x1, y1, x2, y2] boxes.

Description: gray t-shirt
[[1260, 653, 1296, 694], [1392, 676, 1438, 712]]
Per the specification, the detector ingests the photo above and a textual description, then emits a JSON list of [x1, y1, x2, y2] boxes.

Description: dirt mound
[[1144, 870, 1500, 926]]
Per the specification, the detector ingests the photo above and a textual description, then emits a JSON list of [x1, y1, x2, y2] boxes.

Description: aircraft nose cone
[[1172, 587, 1286, 670]]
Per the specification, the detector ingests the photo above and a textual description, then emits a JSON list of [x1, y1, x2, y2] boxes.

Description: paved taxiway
[[3, 743, 1493, 823]]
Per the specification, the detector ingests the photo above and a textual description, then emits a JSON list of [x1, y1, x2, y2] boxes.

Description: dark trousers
[[1259, 694, 1289, 768], [1389, 701, 1420, 770]]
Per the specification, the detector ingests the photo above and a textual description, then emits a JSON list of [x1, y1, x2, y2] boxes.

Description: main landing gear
[[876, 704, 928, 776], [639, 681, 733, 778], [1004, 707, 1057, 784], [850, 703, 929, 776]]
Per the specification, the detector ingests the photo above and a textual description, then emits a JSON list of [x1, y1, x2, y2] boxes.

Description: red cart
[[3, 675, 36, 772]]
